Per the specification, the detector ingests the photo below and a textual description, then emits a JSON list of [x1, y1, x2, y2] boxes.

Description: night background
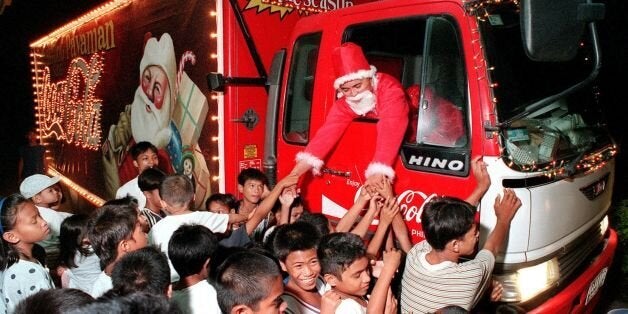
[[0, 0, 627, 310]]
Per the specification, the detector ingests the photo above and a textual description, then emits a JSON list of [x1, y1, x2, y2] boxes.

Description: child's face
[[143, 189, 162, 209], [282, 249, 320, 291], [457, 223, 479, 256], [133, 150, 159, 173], [125, 220, 148, 252], [252, 276, 287, 313], [33, 186, 60, 207], [332, 256, 371, 297], [10, 202, 49, 244], [208, 201, 231, 214], [289, 205, 304, 223], [238, 179, 264, 205]]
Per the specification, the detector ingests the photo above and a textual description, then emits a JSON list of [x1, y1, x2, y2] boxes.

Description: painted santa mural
[[102, 33, 210, 208]]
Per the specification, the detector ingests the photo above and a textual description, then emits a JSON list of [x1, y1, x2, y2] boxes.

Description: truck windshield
[[478, 4, 613, 171]]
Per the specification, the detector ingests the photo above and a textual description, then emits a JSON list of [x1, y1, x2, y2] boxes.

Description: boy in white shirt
[[87, 202, 148, 297], [169, 224, 221, 314], [116, 141, 159, 210], [149, 174, 247, 282], [20, 174, 73, 270]]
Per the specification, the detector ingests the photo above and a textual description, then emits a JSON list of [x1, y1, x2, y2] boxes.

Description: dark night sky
[[0, 0, 626, 196]]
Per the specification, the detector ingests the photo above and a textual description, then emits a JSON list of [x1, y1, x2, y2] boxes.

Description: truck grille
[[556, 221, 604, 285]]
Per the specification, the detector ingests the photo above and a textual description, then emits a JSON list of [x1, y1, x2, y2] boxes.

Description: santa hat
[[333, 43, 377, 89], [139, 33, 177, 109]]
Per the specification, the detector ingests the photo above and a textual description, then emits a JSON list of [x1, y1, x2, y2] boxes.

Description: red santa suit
[[296, 43, 409, 181]]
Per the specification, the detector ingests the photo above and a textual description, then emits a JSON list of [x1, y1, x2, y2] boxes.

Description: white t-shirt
[[65, 248, 101, 294], [1, 260, 55, 313], [335, 298, 366, 314], [36, 206, 73, 253], [149, 212, 229, 282], [90, 271, 113, 298], [116, 176, 146, 210], [172, 280, 221, 314]]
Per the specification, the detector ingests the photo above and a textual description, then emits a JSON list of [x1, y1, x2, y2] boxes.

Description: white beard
[[345, 90, 376, 115], [131, 87, 172, 148]]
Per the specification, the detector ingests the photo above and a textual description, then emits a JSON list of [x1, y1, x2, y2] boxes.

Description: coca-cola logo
[[396, 190, 437, 242], [349, 188, 436, 243]]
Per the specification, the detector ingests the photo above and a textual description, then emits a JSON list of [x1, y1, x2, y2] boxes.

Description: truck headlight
[[495, 258, 560, 303]]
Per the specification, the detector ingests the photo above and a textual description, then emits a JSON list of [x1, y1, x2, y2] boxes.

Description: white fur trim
[[365, 162, 395, 181], [334, 66, 377, 89], [296, 152, 324, 176]]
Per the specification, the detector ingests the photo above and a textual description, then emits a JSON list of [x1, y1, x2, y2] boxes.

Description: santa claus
[[290, 42, 409, 185], [132, 33, 177, 150], [102, 33, 180, 198]]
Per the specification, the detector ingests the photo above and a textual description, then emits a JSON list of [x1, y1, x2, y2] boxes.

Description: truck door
[[278, 4, 483, 242]]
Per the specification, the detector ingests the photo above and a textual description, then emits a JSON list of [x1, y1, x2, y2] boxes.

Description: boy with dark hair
[[110, 245, 171, 297], [318, 232, 400, 314], [87, 203, 147, 297], [215, 251, 286, 314], [116, 141, 159, 210], [208, 176, 298, 248], [137, 167, 167, 230], [149, 174, 247, 282], [272, 222, 324, 313], [400, 189, 521, 313], [206, 193, 237, 214], [236, 168, 269, 217], [168, 224, 220, 313]]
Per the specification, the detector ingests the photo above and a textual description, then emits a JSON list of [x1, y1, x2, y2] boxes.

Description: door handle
[[321, 167, 351, 177], [231, 108, 259, 130]]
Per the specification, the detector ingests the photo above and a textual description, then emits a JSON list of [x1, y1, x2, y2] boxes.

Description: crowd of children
[[0, 137, 522, 314]]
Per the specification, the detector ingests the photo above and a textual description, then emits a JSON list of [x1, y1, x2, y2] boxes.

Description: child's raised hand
[[357, 185, 373, 204], [375, 177, 394, 199], [321, 290, 343, 313], [471, 156, 490, 192], [278, 187, 296, 206], [368, 195, 384, 216], [494, 188, 521, 224], [382, 248, 402, 273], [379, 197, 399, 226]]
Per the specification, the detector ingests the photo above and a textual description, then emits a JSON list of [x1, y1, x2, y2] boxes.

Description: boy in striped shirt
[[400, 189, 521, 312]]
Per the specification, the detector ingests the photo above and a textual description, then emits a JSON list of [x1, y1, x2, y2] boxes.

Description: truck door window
[[283, 33, 322, 144], [416, 17, 468, 148], [342, 17, 468, 148]]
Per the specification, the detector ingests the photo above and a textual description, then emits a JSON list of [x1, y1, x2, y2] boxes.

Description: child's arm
[[374, 179, 413, 253], [244, 174, 299, 235], [350, 195, 382, 238], [366, 197, 398, 257], [335, 187, 371, 233], [465, 156, 491, 206], [390, 214, 412, 253], [482, 188, 521, 255], [366, 248, 401, 314]]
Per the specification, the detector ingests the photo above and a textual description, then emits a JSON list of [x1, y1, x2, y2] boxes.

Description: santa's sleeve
[[367, 75, 409, 181], [297, 100, 355, 175]]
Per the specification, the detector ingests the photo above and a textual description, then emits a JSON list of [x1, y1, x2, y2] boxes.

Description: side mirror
[[521, 0, 604, 61]]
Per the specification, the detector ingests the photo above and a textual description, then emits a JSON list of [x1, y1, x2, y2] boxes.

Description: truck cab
[[268, 0, 617, 311]]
